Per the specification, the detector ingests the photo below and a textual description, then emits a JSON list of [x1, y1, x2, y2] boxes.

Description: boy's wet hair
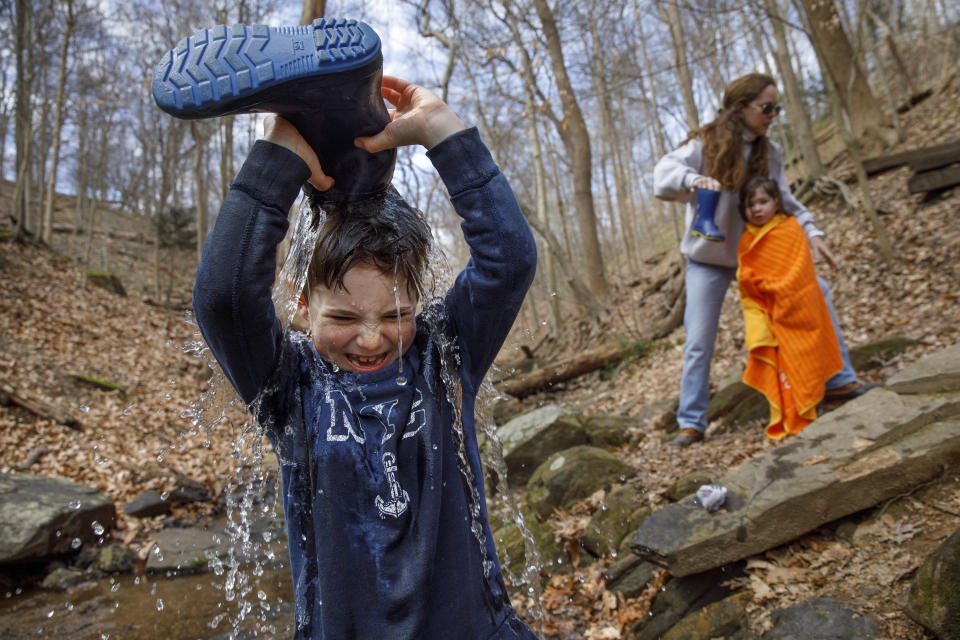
[[306, 185, 431, 299], [739, 176, 783, 221]]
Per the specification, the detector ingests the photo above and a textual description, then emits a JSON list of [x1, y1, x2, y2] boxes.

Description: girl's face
[[746, 187, 779, 226]]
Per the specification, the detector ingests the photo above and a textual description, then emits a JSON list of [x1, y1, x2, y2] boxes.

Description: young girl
[[736, 177, 844, 439]]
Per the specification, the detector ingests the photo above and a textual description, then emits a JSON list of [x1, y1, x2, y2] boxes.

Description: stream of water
[[0, 192, 543, 638]]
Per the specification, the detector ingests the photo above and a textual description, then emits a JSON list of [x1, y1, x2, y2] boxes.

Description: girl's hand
[[354, 76, 467, 152], [262, 115, 334, 191], [692, 175, 723, 191], [809, 235, 840, 269]]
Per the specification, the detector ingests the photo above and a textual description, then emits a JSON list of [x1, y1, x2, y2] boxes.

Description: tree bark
[[797, 0, 896, 152], [299, 0, 326, 24], [763, 0, 825, 181], [13, 0, 34, 240], [657, 0, 699, 130], [42, 0, 76, 246], [532, 0, 608, 299]]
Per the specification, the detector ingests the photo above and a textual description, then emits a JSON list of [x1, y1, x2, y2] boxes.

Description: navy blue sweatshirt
[[193, 128, 538, 639]]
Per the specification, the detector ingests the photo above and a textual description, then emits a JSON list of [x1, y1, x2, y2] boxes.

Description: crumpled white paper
[[695, 484, 727, 512]]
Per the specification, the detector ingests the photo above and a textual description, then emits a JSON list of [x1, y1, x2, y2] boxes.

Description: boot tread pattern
[[153, 17, 379, 114]]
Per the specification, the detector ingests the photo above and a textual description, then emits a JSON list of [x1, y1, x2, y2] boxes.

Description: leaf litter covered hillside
[[1, 77, 960, 638]]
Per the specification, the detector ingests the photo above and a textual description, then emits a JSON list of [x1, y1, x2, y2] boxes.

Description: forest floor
[[1, 75, 959, 638]]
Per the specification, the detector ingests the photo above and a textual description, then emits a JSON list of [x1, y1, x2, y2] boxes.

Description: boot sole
[[690, 229, 725, 242], [152, 18, 382, 118]]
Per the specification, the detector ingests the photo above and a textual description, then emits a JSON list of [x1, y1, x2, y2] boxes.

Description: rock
[[168, 476, 212, 505], [760, 597, 882, 639], [146, 528, 228, 574], [582, 415, 637, 448], [86, 272, 127, 297], [721, 391, 769, 430], [0, 473, 116, 565], [706, 381, 759, 424], [665, 472, 713, 502], [499, 405, 588, 486], [654, 397, 680, 431], [631, 383, 960, 576], [581, 485, 645, 557], [605, 553, 658, 598], [493, 510, 568, 578], [41, 567, 86, 591], [848, 335, 918, 372], [904, 526, 960, 639], [97, 544, 138, 573], [631, 564, 744, 640], [885, 342, 960, 394], [123, 490, 171, 518], [526, 446, 633, 521], [662, 590, 753, 640]]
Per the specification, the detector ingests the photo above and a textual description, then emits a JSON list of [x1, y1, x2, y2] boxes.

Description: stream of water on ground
[[0, 193, 543, 638]]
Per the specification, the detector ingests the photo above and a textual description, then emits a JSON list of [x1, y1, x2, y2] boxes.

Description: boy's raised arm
[[193, 136, 312, 405]]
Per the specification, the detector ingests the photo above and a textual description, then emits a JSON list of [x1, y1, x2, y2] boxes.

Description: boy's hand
[[354, 76, 467, 152], [692, 176, 722, 191], [262, 115, 334, 191]]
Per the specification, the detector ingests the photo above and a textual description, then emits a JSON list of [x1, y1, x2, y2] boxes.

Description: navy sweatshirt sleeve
[[193, 140, 310, 405], [426, 128, 538, 392]]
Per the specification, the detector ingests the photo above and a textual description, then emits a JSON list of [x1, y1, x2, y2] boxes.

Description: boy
[[192, 71, 538, 639]]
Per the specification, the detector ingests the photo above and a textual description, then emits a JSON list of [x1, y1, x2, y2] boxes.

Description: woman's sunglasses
[[752, 102, 782, 116]]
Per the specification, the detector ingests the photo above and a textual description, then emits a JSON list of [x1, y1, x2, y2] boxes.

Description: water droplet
[[111, 583, 119, 593], [70, 538, 82, 550], [91, 521, 105, 535], [156, 598, 164, 612], [65, 602, 74, 612], [46, 610, 55, 618], [258, 590, 267, 600], [160, 491, 170, 501], [68, 501, 81, 510], [396, 376, 407, 386], [79, 405, 90, 413], [432, 443, 438, 451]]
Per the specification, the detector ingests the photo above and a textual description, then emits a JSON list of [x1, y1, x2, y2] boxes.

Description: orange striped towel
[[737, 214, 843, 439]]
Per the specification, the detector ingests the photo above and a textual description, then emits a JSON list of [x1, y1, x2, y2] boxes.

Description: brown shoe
[[824, 381, 881, 401], [670, 428, 704, 447]]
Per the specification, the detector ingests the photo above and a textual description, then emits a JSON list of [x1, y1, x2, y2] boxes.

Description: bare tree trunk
[[763, 0, 825, 181], [657, 0, 699, 130], [299, 0, 326, 24], [42, 0, 76, 246], [13, 0, 33, 240], [501, 7, 560, 331], [219, 116, 234, 200], [798, 0, 896, 152], [532, 0, 608, 298], [191, 122, 210, 262], [635, 0, 681, 245]]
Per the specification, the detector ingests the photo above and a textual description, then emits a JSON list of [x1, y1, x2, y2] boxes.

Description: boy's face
[[300, 264, 417, 373], [746, 188, 778, 226]]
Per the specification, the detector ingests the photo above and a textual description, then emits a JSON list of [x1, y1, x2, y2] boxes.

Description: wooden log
[[497, 340, 648, 398], [862, 140, 960, 176], [908, 164, 960, 194], [0, 379, 85, 431]]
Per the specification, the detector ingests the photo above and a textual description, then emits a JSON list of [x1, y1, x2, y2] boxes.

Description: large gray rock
[[499, 405, 588, 486], [632, 385, 960, 576], [0, 473, 116, 564], [526, 446, 633, 521], [904, 526, 960, 639], [662, 590, 753, 640], [146, 527, 227, 574], [885, 342, 960, 394], [760, 598, 882, 639], [581, 484, 645, 557]]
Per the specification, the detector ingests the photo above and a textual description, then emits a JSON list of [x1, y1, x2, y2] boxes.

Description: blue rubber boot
[[152, 18, 395, 202], [691, 188, 725, 242]]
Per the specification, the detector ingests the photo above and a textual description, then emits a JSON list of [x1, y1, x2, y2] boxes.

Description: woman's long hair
[[681, 73, 774, 191]]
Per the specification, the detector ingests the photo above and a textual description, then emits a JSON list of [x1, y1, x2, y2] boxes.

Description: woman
[[653, 73, 864, 447]]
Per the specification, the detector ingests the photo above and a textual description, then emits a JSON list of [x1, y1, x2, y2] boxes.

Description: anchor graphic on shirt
[[375, 451, 409, 518]]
